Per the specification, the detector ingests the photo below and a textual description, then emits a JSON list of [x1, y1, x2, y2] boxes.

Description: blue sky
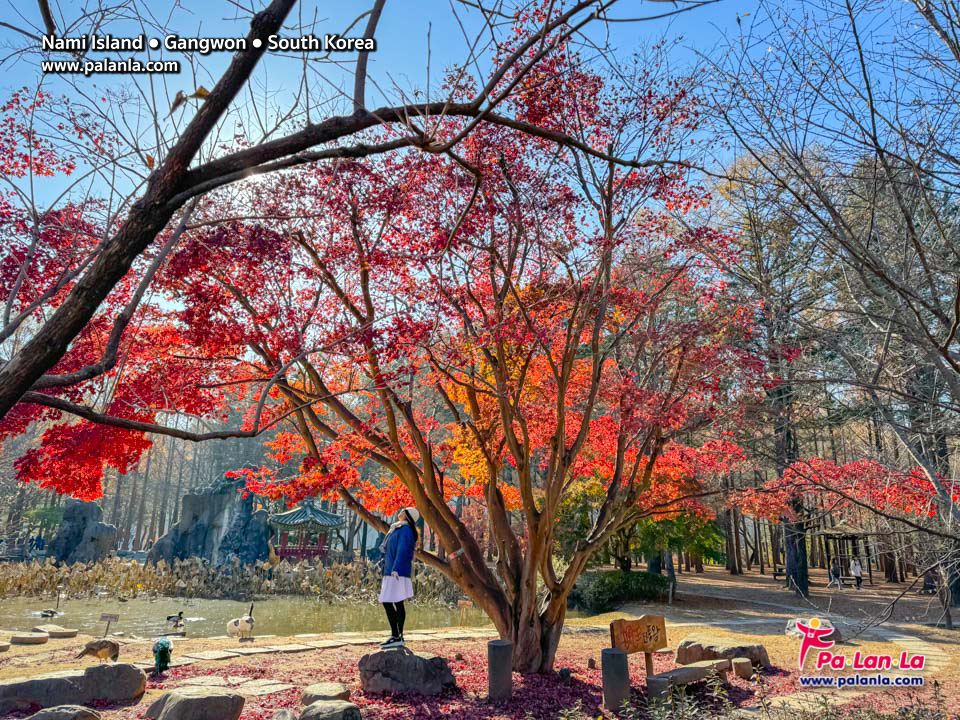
[[0, 0, 752, 209], [1, 0, 748, 110]]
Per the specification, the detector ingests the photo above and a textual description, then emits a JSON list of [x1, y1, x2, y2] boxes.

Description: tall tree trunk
[[111, 470, 125, 527]]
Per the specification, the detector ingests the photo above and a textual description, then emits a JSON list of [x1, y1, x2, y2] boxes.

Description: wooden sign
[[609, 615, 667, 655], [100, 613, 120, 638]]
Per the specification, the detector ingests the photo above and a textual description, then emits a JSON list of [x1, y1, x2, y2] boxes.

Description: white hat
[[402, 507, 420, 524]]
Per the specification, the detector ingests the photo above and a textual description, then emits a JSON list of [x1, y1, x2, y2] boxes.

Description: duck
[[166, 611, 184, 625], [76, 639, 120, 663], [39, 609, 57, 618], [226, 603, 255, 640]]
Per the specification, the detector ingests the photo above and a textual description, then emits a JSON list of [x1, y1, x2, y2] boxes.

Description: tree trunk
[[783, 514, 809, 596], [506, 593, 567, 674]]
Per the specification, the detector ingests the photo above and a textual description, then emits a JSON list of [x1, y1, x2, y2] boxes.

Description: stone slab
[[234, 679, 295, 696], [11, 632, 49, 645], [231, 646, 278, 656], [178, 676, 231, 687], [31, 625, 79, 639], [269, 644, 315, 653], [303, 640, 347, 649], [183, 650, 241, 661], [647, 658, 730, 700]]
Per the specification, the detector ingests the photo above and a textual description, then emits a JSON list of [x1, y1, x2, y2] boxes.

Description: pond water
[[0, 595, 493, 638]]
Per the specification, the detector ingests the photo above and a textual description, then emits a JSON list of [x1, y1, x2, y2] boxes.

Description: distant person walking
[[378, 507, 419, 648], [850, 556, 863, 589], [827, 558, 844, 589]]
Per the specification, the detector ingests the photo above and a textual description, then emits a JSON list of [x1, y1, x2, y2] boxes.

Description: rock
[[785, 618, 840, 643], [272, 712, 298, 720], [732, 657, 754, 679], [46, 499, 117, 564], [300, 700, 362, 720], [26, 706, 102, 720], [646, 659, 730, 701], [676, 636, 771, 668], [0, 663, 146, 715], [0, 643, 9, 653], [31, 625, 79, 639], [454, 652, 464, 661], [11, 632, 48, 645], [144, 686, 244, 720], [558, 668, 572, 682], [148, 476, 269, 566], [587, 657, 597, 670], [358, 648, 456, 696], [302, 682, 350, 704]]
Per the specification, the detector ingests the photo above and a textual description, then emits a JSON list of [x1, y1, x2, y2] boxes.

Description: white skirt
[[379, 575, 414, 603]]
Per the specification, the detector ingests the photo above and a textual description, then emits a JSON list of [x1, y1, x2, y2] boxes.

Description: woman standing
[[850, 556, 863, 590], [379, 507, 419, 648]]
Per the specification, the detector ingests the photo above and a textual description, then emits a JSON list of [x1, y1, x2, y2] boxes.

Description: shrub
[[568, 569, 670, 614]]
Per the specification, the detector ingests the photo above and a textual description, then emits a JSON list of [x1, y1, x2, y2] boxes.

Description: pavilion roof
[[268, 499, 345, 532], [817, 522, 866, 537]]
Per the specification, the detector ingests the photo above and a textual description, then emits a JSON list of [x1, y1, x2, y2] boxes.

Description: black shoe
[[380, 636, 401, 648]]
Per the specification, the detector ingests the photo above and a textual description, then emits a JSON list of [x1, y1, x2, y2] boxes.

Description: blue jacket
[[382, 524, 415, 578]]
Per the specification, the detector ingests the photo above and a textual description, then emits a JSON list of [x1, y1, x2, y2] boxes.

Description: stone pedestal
[[601, 647, 630, 712], [732, 657, 753, 679], [487, 639, 512, 701]]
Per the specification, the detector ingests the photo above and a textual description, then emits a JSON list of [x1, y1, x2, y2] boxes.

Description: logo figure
[[796, 617, 835, 669]]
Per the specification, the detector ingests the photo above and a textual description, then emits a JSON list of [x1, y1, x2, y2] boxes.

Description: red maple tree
[[1, 41, 762, 672]]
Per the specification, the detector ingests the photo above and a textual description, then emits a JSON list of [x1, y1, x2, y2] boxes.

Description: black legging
[[383, 601, 406, 637]]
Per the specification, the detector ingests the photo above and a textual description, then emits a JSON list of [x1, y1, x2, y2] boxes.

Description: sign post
[[100, 613, 120, 638], [609, 615, 668, 677]]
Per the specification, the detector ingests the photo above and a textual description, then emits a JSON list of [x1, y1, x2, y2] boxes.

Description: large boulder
[[676, 636, 771, 669], [46, 499, 117, 564], [358, 648, 456, 696], [26, 707, 102, 720], [144, 687, 244, 720], [148, 476, 269, 566], [300, 700, 362, 720], [0, 664, 146, 714]]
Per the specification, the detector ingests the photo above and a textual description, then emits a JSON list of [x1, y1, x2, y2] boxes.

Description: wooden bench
[[772, 566, 786, 579]]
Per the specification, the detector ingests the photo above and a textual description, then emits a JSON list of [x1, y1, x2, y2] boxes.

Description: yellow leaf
[[190, 86, 210, 99]]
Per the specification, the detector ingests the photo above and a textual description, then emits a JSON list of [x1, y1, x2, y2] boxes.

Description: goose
[[76, 639, 120, 663], [226, 603, 255, 640]]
